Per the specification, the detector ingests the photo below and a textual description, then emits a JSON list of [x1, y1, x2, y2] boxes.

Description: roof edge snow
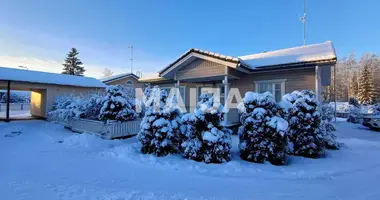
[[0, 67, 106, 88]]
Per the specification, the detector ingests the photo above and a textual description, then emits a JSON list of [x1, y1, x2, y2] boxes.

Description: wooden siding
[[176, 58, 226, 80], [228, 67, 245, 78], [231, 67, 316, 96], [104, 77, 143, 89]]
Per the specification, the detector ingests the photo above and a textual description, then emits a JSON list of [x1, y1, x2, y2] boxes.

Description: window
[[162, 87, 186, 104], [255, 79, 286, 102], [126, 80, 133, 85]]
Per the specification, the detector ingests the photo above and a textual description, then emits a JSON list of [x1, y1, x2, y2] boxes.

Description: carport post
[[5, 80, 11, 122]]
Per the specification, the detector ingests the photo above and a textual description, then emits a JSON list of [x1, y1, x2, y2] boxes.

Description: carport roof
[[0, 67, 106, 88]]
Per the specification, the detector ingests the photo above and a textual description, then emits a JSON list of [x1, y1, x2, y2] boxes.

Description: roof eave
[[247, 58, 337, 72], [159, 49, 240, 76]]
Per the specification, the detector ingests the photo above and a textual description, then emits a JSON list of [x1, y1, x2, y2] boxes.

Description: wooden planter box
[[67, 117, 141, 139]]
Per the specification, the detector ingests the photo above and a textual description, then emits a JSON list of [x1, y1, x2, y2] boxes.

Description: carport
[[0, 67, 106, 122]]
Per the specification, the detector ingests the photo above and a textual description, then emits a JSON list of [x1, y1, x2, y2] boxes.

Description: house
[[139, 41, 337, 126], [101, 73, 143, 89], [0, 67, 106, 121]]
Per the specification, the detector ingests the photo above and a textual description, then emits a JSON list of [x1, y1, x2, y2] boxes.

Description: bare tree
[[102, 68, 114, 77]]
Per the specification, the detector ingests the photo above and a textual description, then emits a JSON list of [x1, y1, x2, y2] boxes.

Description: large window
[[255, 79, 286, 102], [197, 86, 225, 103], [161, 87, 186, 104]]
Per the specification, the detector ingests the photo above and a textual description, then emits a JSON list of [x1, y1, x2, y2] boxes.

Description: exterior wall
[[104, 77, 143, 89], [176, 58, 226, 80], [0, 80, 103, 119], [231, 67, 316, 96], [45, 85, 102, 117], [30, 89, 46, 118]]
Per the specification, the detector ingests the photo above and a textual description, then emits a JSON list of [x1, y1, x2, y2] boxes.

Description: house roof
[[158, 48, 241, 75], [0, 67, 106, 88], [138, 74, 170, 83], [239, 41, 337, 69], [157, 41, 337, 77], [100, 73, 140, 83]]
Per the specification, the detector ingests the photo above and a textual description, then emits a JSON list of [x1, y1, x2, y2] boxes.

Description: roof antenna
[[128, 45, 134, 74], [300, 0, 307, 46]]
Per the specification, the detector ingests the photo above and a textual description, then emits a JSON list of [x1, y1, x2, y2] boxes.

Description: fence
[[66, 117, 141, 139], [0, 103, 30, 112]]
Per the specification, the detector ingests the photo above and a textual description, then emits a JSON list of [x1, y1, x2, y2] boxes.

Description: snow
[[0, 67, 106, 88], [100, 73, 138, 83], [267, 116, 289, 134], [239, 41, 336, 69], [0, 110, 31, 118], [1, 120, 380, 199]]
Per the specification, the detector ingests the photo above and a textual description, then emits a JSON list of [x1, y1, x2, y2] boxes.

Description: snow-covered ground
[[1, 120, 380, 200], [0, 110, 31, 118]]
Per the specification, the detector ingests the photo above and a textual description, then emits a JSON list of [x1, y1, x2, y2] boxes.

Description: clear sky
[[0, 0, 379, 78]]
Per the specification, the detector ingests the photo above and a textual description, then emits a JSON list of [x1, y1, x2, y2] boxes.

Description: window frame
[[161, 86, 186, 104], [254, 79, 286, 101]]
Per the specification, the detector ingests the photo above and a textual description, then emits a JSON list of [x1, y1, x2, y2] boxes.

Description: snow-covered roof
[[138, 73, 169, 83], [158, 48, 240, 75], [100, 73, 139, 83], [157, 41, 337, 77], [239, 41, 337, 69], [0, 67, 106, 88]]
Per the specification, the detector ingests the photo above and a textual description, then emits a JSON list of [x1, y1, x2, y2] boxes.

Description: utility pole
[[128, 45, 134, 74], [300, 0, 307, 46]]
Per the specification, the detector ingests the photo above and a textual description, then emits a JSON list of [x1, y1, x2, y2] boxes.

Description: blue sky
[[0, 0, 379, 78]]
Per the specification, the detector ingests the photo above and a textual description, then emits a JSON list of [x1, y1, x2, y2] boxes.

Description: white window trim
[[195, 84, 230, 101], [254, 79, 287, 98]]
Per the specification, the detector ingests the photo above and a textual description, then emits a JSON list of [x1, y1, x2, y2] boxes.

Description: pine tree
[[62, 48, 85, 76], [284, 90, 325, 158], [358, 63, 375, 104], [349, 71, 359, 98], [238, 92, 288, 165]]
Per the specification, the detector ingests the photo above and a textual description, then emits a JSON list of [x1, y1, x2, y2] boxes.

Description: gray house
[[140, 41, 337, 126]]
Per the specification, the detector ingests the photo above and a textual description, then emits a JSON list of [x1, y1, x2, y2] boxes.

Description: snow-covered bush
[[99, 85, 138, 122], [374, 103, 380, 115], [347, 105, 361, 123], [349, 97, 360, 108], [282, 90, 324, 158], [181, 94, 232, 163], [48, 95, 86, 122], [319, 104, 339, 149], [137, 86, 182, 157], [81, 92, 105, 120], [237, 92, 288, 165], [0, 91, 30, 103]]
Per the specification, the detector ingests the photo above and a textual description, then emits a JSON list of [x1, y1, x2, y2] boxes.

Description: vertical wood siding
[[176, 58, 226, 80]]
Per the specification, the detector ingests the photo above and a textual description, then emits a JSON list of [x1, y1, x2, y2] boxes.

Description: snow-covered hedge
[[237, 92, 288, 165], [49, 85, 138, 123], [99, 85, 138, 122], [48, 95, 86, 122], [137, 86, 182, 157], [282, 90, 325, 158], [181, 94, 232, 163], [319, 104, 339, 149]]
